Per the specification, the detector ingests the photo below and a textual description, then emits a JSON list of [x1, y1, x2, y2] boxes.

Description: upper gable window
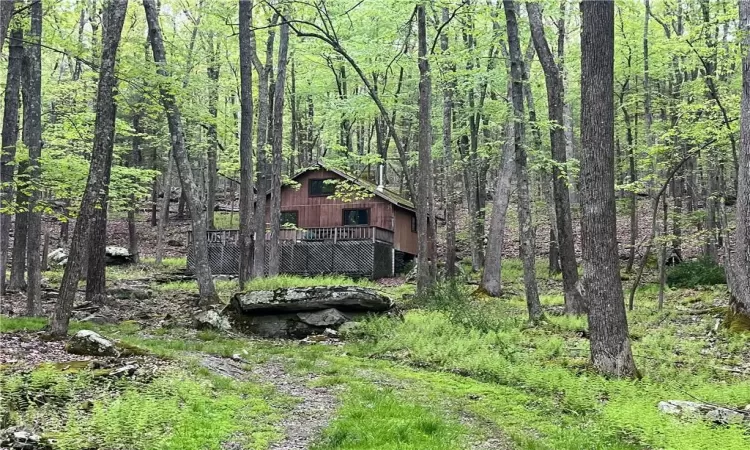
[[309, 178, 336, 197]]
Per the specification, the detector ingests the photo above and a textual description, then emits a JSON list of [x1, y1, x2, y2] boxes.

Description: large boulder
[[231, 286, 392, 314], [105, 246, 135, 265], [225, 286, 393, 338], [66, 330, 119, 357], [47, 248, 68, 267]]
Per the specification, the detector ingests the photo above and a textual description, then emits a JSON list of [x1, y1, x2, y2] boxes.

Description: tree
[[728, 0, 750, 331], [50, 0, 129, 338], [267, 19, 290, 276], [0, 27, 23, 296], [23, 0, 43, 315], [143, 0, 219, 306], [579, 0, 637, 377], [416, 4, 437, 292], [439, 6, 457, 277], [526, 2, 586, 315], [503, 0, 542, 322], [0, 0, 16, 54], [238, 0, 255, 288]]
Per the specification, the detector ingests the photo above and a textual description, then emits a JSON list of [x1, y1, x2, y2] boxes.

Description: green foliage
[[240, 275, 376, 291], [313, 385, 464, 450], [667, 258, 727, 288]]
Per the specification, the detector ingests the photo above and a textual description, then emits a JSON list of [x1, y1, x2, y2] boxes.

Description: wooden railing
[[191, 226, 394, 246]]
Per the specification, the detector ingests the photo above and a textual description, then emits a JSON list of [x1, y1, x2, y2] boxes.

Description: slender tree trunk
[[579, 0, 637, 377], [23, 0, 43, 315], [155, 155, 173, 265], [9, 161, 28, 291], [440, 7, 457, 277], [0, 28, 23, 296], [238, 0, 255, 288], [504, 0, 542, 322], [480, 124, 515, 296], [206, 33, 219, 230], [143, 0, 218, 305], [268, 20, 289, 276], [527, 2, 585, 314], [127, 114, 142, 263], [50, 0, 129, 338], [416, 5, 436, 293], [251, 14, 278, 278]]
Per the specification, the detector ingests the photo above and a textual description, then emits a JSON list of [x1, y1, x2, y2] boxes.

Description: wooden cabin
[[188, 163, 417, 278]]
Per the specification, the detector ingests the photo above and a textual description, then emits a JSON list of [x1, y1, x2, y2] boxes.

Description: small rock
[[338, 321, 362, 335], [323, 328, 339, 338], [47, 248, 68, 267], [193, 310, 231, 331], [66, 330, 119, 357], [110, 364, 138, 378]]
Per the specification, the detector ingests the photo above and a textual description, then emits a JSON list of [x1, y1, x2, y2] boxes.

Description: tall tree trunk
[[440, 7, 457, 277], [504, 0, 542, 322], [0, 28, 23, 296], [238, 0, 255, 288], [527, 2, 585, 314], [0, 0, 16, 54], [728, 0, 750, 331], [416, 5, 436, 293], [579, 0, 637, 377], [50, 0, 129, 338], [23, 0, 43, 315], [143, 0, 218, 305], [206, 32, 219, 230], [267, 20, 289, 276], [251, 13, 278, 278], [128, 114, 142, 263], [480, 124, 515, 296]]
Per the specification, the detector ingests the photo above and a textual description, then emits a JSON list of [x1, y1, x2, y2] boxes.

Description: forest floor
[[1, 255, 749, 450], [1, 202, 749, 449]]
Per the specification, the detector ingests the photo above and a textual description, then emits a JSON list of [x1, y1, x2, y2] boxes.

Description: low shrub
[[666, 257, 726, 288]]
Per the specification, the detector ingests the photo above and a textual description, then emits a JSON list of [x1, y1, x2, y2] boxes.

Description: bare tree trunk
[[23, 0, 43, 315], [481, 125, 515, 296], [728, 0, 750, 331], [9, 158, 28, 291], [251, 13, 278, 278], [0, 28, 23, 296], [440, 7, 457, 277], [143, 0, 218, 305], [155, 155, 173, 265], [504, 0, 542, 322], [267, 20, 289, 276], [127, 114, 142, 263], [50, 0, 129, 338], [206, 32, 219, 230], [580, 0, 637, 377], [238, 0, 255, 288], [527, 2, 585, 314], [0, 0, 16, 54], [416, 5, 436, 293]]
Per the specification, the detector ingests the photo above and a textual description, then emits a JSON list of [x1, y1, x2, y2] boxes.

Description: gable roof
[[289, 163, 415, 213]]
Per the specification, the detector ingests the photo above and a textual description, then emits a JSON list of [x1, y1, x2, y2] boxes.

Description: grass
[[312, 385, 465, 450], [1, 363, 284, 450]]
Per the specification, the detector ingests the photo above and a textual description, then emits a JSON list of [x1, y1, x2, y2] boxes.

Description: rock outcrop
[[47, 246, 135, 268], [224, 286, 393, 338]]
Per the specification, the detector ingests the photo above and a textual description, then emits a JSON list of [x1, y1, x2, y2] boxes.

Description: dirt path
[[199, 355, 338, 450]]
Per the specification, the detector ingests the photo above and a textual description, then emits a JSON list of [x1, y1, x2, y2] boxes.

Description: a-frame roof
[[289, 163, 415, 213]]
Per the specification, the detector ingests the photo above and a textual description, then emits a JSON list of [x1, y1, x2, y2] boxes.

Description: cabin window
[[280, 211, 298, 227], [309, 178, 336, 197], [411, 216, 417, 233], [343, 209, 369, 226]]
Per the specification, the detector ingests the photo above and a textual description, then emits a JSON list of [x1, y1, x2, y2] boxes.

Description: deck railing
[[189, 226, 394, 246]]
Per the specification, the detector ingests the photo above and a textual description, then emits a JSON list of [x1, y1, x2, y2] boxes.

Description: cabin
[[188, 163, 418, 278]]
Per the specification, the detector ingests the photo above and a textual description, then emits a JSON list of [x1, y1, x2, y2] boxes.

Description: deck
[[187, 226, 395, 278]]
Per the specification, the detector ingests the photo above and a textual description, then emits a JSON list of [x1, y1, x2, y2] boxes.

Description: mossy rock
[[116, 342, 151, 357], [725, 310, 750, 333]]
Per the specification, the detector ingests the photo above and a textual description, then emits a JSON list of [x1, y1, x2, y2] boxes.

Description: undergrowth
[[667, 257, 726, 288]]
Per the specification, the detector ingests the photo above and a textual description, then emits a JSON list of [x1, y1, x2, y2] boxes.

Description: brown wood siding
[[265, 169, 417, 255], [393, 207, 418, 255]]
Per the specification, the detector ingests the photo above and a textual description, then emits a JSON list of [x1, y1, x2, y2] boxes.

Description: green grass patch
[[667, 257, 727, 288], [313, 385, 465, 450]]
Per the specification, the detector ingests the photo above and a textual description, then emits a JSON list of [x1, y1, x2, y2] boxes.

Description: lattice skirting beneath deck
[[187, 240, 394, 279]]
